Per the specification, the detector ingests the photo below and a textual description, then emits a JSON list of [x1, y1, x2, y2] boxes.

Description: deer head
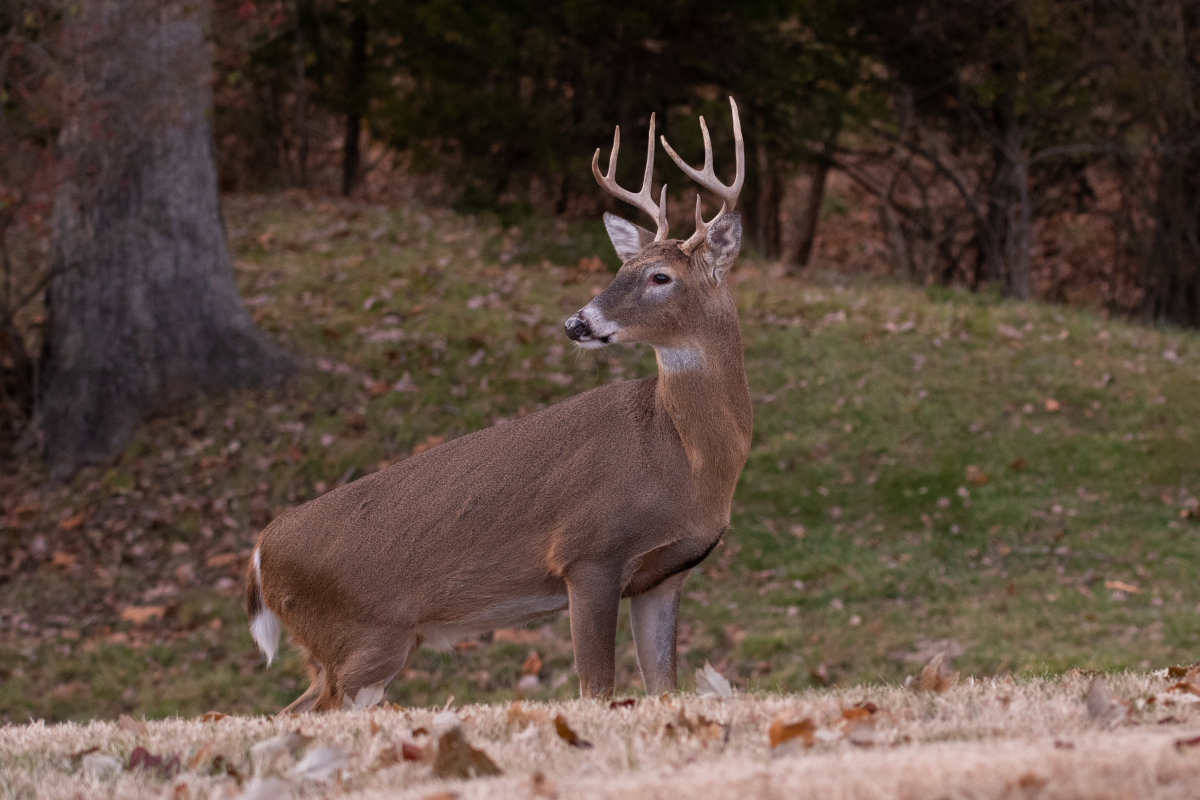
[[565, 98, 745, 363]]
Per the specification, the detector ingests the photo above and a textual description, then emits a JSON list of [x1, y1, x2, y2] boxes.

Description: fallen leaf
[[206, 553, 238, 568], [768, 714, 815, 748], [251, 732, 313, 775], [1045, 399, 1061, 412], [59, 513, 84, 531], [1086, 677, 1129, 727], [433, 727, 503, 779], [1175, 735, 1200, 749], [290, 747, 348, 782], [128, 746, 180, 777], [1017, 772, 1048, 790], [198, 711, 227, 722], [810, 663, 830, 685], [964, 465, 989, 486], [663, 710, 725, 744], [844, 717, 878, 747], [402, 742, 425, 761], [506, 701, 547, 728], [841, 701, 878, 721], [609, 698, 637, 710], [916, 652, 959, 693], [521, 651, 543, 676], [51, 550, 77, 569], [1008, 458, 1027, 472], [531, 770, 558, 798], [1104, 580, 1141, 594], [553, 715, 593, 748], [120, 606, 165, 625], [118, 715, 148, 735], [695, 661, 734, 698]]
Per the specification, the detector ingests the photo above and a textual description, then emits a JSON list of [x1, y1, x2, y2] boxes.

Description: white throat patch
[[655, 346, 705, 373]]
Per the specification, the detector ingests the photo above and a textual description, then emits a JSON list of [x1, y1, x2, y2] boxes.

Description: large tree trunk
[[41, 0, 293, 479], [1141, 138, 1200, 326], [342, 6, 368, 196]]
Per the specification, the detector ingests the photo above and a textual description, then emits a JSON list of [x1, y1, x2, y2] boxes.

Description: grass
[[1, 191, 1199, 723], [2, 672, 1200, 799]]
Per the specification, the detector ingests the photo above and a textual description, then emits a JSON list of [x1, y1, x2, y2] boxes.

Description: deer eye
[[652, 273, 671, 285]]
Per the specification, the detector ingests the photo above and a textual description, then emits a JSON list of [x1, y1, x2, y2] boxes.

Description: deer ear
[[604, 213, 655, 262], [702, 213, 742, 282]]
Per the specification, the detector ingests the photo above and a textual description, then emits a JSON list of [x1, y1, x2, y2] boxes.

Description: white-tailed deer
[[246, 98, 750, 711]]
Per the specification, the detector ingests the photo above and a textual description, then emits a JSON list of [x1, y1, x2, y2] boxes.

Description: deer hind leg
[[280, 651, 327, 715], [312, 631, 418, 712]]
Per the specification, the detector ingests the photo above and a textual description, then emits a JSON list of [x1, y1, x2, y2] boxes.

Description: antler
[[660, 97, 744, 254], [592, 113, 669, 242]]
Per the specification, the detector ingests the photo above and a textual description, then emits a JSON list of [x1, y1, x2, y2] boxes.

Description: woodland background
[[2, 0, 1200, 722]]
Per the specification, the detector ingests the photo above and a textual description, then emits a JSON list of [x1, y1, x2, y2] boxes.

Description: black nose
[[565, 315, 591, 341]]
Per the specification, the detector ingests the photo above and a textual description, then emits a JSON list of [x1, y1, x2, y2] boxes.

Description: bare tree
[[40, 0, 293, 478]]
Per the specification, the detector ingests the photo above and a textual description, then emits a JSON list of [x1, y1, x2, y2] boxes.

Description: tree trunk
[[294, 0, 309, 187], [342, 6, 368, 196], [754, 138, 780, 258], [1141, 139, 1200, 326], [780, 161, 829, 272], [41, 0, 293, 479]]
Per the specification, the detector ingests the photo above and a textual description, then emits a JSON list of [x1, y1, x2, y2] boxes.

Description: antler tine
[[591, 113, 669, 241], [661, 97, 745, 253]]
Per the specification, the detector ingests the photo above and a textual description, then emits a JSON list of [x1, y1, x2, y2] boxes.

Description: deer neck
[[653, 309, 752, 498]]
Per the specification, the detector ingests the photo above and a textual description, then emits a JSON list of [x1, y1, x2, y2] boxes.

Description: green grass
[[2, 192, 1199, 722]]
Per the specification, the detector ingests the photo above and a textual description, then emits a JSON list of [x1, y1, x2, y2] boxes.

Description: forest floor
[[5, 671, 1200, 799], [2, 191, 1200, 723]]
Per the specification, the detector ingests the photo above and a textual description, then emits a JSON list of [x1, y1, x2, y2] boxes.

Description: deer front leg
[[630, 570, 687, 695], [566, 565, 622, 698]]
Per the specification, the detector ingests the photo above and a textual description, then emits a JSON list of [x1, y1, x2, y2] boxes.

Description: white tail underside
[[250, 549, 281, 665]]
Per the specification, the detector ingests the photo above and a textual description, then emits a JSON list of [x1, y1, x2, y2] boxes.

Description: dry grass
[[4, 670, 1200, 799]]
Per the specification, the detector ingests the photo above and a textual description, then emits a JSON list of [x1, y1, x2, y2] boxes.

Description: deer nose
[[564, 314, 591, 341]]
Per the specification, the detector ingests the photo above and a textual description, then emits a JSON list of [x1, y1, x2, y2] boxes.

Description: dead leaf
[[844, 717, 878, 747], [118, 715, 148, 735], [1086, 677, 1129, 727], [120, 606, 166, 625], [664, 710, 725, 744], [609, 698, 637, 710], [553, 715, 593, 748], [198, 711, 227, 723], [916, 652, 959, 693], [128, 746, 180, 777], [291, 747, 348, 782], [206, 553, 238, 568], [810, 663, 830, 685], [51, 550, 77, 569], [964, 465, 989, 486], [49, 681, 88, 700], [1017, 772, 1048, 790], [1045, 399, 1061, 412], [1104, 580, 1141, 594], [531, 770, 558, 798], [507, 701, 547, 728], [402, 742, 424, 761], [59, 513, 84, 531], [768, 714, 815, 748], [695, 661, 734, 698], [521, 651, 542, 676], [1008, 458, 1027, 472], [433, 727, 503, 779], [1175, 735, 1200, 749], [841, 701, 878, 721]]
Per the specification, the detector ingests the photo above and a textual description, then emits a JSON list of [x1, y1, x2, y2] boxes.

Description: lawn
[[1, 191, 1198, 723]]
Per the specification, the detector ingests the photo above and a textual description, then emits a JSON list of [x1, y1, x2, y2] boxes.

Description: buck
[[246, 99, 751, 712]]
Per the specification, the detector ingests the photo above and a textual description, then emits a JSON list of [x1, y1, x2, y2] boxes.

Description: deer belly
[[416, 593, 568, 651]]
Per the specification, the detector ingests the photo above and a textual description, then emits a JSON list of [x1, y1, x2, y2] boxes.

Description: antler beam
[[660, 97, 744, 254], [592, 113, 669, 242]]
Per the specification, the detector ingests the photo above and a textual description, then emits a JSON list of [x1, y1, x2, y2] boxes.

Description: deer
[[246, 98, 751, 712]]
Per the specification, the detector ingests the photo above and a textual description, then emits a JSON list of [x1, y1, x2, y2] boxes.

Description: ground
[[1, 190, 1199, 723], [3, 671, 1200, 799]]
